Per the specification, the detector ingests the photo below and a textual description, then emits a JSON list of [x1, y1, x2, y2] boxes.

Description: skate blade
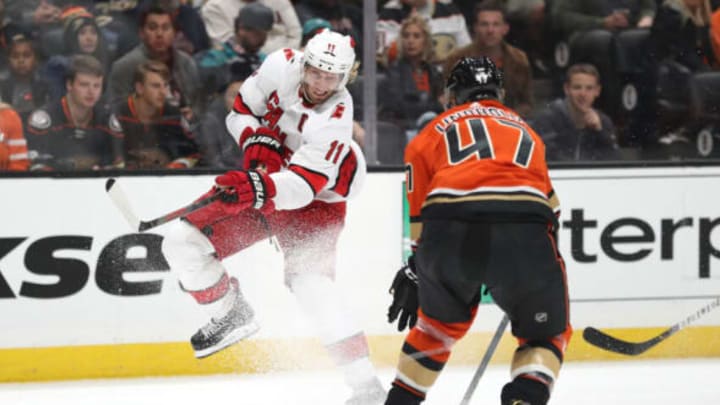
[[193, 320, 260, 359]]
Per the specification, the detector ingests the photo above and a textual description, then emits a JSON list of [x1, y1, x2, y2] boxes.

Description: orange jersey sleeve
[[405, 100, 559, 224], [0, 108, 29, 171]]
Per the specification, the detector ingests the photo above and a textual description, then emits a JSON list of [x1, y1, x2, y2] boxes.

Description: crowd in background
[[1, 0, 720, 172]]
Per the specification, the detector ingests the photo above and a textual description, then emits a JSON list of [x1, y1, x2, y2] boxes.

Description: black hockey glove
[[387, 255, 419, 332]]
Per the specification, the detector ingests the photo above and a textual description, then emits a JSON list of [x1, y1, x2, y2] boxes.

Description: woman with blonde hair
[[378, 15, 443, 138]]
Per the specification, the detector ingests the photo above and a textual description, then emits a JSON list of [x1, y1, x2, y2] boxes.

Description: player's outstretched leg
[[385, 309, 475, 404], [162, 220, 259, 358], [288, 273, 385, 405]]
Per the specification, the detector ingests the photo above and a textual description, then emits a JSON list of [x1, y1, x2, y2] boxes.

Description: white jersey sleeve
[[225, 48, 300, 143]]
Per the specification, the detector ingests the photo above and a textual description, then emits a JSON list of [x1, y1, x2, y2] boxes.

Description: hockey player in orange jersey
[[0, 103, 29, 171], [385, 57, 572, 405]]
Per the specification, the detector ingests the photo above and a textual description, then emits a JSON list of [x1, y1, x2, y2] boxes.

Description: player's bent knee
[[161, 220, 220, 282], [162, 221, 212, 259]]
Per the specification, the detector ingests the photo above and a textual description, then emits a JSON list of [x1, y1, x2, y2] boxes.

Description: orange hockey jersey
[[0, 106, 29, 171], [405, 99, 559, 230]]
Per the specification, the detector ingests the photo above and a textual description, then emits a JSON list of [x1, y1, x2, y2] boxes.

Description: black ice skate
[[345, 377, 387, 405], [500, 378, 549, 405], [190, 294, 259, 359]]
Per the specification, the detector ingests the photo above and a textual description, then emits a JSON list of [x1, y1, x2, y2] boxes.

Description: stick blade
[[105, 178, 141, 231], [582, 327, 654, 356]]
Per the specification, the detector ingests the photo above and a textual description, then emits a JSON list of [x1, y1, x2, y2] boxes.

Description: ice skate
[[190, 293, 259, 359], [345, 377, 387, 405], [500, 378, 549, 405]]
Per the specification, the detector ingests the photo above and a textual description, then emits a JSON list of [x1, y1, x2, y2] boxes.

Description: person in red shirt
[[385, 57, 572, 405], [0, 103, 29, 171]]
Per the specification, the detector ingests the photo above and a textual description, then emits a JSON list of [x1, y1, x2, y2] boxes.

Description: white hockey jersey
[[226, 48, 366, 211]]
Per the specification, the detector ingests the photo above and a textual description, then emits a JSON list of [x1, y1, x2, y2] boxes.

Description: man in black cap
[[197, 2, 273, 92]]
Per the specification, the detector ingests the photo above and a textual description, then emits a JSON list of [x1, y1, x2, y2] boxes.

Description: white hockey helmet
[[303, 29, 356, 89]]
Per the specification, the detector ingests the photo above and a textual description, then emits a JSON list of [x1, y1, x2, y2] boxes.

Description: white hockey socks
[[289, 273, 379, 390], [161, 220, 237, 318]]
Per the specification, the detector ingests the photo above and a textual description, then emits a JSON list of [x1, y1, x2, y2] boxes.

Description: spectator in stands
[[531, 63, 621, 161], [0, 0, 25, 76], [197, 2, 272, 93], [86, 0, 141, 57], [505, 0, 549, 75], [108, 5, 200, 117], [25, 55, 123, 171], [631, 0, 717, 147], [198, 80, 244, 168], [201, 0, 301, 54], [552, 0, 655, 40], [41, 8, 113, 100], [113, 60, 200, 169], [4, 0, 61, 37], [300, 17, 332, 47], [294, 0, 364, 56], [712, 6, 720, 66], [0, 33, 50, 123], [443, 0, 533, 117], [650, 0, 716, 72], [0, 102, 29, 171], [377, 0, 470, 64], [378, 15, 444, 135], [140, 0, 211, 55]]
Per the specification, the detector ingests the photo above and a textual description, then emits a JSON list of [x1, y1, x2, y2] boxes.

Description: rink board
[[1, 167, 720, 382]]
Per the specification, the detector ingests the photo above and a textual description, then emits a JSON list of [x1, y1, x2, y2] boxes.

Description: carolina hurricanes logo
[[324, 43, 336, 57]]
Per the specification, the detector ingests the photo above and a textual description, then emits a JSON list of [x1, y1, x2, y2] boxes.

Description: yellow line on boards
[[1, 326, 718, 383]]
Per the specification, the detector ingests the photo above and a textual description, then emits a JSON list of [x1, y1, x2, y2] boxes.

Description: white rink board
[[1, 167, 719, 349]]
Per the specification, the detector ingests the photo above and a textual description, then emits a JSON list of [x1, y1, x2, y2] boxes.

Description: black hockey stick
[[459, 314, 509, 405], [105, 178, 222, 232], [583, 296, 720, 356]]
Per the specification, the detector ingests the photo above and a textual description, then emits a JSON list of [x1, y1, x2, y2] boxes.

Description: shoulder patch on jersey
[[331, 103, 346, 120], [109, 113, 122, 133], [283, 48, 295, 61], [29, 110, 51, 130]]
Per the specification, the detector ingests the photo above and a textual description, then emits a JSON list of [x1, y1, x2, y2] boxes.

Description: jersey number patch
[[444, 118, 535, 168], [325, 140, 345, 164]]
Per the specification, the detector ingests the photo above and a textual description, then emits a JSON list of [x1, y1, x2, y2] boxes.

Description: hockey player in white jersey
[[161, 29, 385, 404]]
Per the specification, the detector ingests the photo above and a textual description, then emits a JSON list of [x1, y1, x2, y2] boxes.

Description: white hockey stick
[[105, 178, 222, 232], [105, 178, 141, 230]]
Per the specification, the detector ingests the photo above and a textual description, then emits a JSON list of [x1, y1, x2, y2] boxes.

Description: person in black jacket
[[0, 33, 49, 123], [25, 55, 123, 171], [531, 63, 621, 162], [112, 60, 199, 169], [378, 15, 443, 137]]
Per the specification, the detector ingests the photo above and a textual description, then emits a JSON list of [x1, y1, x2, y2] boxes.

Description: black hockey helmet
[[445, 56, 504, 105]]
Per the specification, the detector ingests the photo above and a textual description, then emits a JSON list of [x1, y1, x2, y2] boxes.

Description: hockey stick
[[105, 178, 222, 232], [459, 314, 509, 405], [583, 296, 720, 356]]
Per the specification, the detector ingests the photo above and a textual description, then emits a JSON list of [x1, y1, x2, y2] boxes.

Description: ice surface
[[0, 359, 717, 404]]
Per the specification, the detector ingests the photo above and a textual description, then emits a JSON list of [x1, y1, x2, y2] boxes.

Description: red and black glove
[[239, 126, 284, 173], [214, 170, 277, 215]]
